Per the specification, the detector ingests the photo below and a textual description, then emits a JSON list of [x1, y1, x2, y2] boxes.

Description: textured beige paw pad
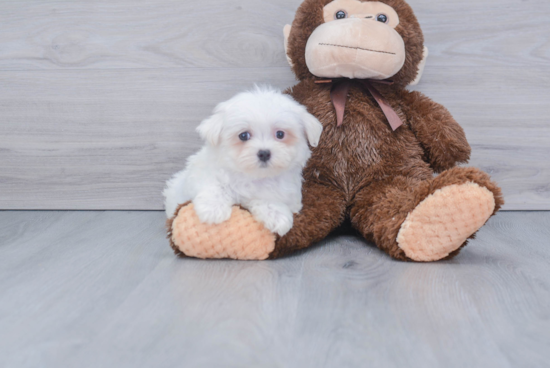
[[170, 204, 276, 260], [397, 182, 495, 262]]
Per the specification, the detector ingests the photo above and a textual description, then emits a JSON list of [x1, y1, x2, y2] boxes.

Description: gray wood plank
[[0, 0, 547, 71], [0, 67, 297, 210], [413, 0, 550, 69], [1, 0, 549, 210], [1, 66, 549, 210], [0, 210, 549, 367], [0, 0, 300, 70]]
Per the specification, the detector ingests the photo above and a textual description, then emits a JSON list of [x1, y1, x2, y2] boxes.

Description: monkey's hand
[[401, 90, 471, 173]]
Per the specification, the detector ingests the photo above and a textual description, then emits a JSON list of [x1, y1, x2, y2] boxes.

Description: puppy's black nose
[[258, 150, 271, 162]]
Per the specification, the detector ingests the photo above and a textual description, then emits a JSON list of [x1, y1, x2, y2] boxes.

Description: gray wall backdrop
[[0, 0, 548, 210]]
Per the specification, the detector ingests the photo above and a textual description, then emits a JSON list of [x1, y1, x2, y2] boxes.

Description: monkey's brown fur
[[269, 0, 503, 260], [169, 0, 503, 261]]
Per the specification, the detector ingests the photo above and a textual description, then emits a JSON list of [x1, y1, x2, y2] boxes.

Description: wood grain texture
[[0, 0, 549, 209], [0, 0, 548, 70], [0, 0, 299, 70], [1, 66, 548, 210], [0, 210, 549, 367], [0, 68, 297, 210]]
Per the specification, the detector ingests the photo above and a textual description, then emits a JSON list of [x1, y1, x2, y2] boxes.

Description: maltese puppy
[[163, 86, 323, 236]]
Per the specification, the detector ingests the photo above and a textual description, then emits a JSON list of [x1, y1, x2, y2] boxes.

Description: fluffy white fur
[[163, 86, 323, 236]]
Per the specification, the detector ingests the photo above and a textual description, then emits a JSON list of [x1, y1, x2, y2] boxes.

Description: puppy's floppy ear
[[196, 103, 225, 146], [301, 110, 323, 147]]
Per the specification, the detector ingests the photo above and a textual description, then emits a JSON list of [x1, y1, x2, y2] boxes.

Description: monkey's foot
[[168, 203, 276, 260], [396, 182, 495, 262]]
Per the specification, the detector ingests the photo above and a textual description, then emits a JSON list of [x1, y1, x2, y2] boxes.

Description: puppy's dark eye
[[377, 14, 388, 23], [239, 132, 251, 141], [335, 10, 347, 19], [276, 131, 285, 139]]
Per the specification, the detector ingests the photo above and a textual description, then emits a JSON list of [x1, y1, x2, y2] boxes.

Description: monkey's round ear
[[301, 110, 323, 147], [409, 46, 429, 86], [196, 105, 225, 146], [283, 24, 294, 68]]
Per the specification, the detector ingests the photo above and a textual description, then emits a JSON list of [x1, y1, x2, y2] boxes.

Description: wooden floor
[[1, 211, 549, 368]]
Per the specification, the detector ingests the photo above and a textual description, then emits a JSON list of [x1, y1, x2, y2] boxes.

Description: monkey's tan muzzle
[[305, 18, 406, 80]]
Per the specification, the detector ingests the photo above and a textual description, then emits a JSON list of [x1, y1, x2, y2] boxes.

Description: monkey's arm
[[400, 90, 471, 173]]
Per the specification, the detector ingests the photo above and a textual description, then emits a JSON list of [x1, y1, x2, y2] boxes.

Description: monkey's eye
[[376, 14, 388, 23], [239, 132, 251, 141], [276, 131, 285, 139], [335, 10, 347, 19]]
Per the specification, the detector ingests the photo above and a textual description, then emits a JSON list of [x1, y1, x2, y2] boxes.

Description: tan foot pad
[[170, 204, 276, 260], [397, 182, 495, 262]]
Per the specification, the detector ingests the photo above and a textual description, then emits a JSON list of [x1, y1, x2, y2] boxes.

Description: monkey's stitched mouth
[[319, 43, 396, 55]]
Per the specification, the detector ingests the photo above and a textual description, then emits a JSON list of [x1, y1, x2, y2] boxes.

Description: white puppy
[[163, 86, 323, 236]]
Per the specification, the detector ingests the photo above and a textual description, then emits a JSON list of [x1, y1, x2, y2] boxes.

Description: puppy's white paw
[[249, 202, 294, 236], [193, 200, 233, 225], [267, 213, 293, 236]]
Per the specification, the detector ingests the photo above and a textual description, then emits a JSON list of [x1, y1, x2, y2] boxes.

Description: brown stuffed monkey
[[168, 0, 503, 262]]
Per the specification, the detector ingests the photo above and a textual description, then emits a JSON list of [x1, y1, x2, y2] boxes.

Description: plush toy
[[168, 0, 504, 262]]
